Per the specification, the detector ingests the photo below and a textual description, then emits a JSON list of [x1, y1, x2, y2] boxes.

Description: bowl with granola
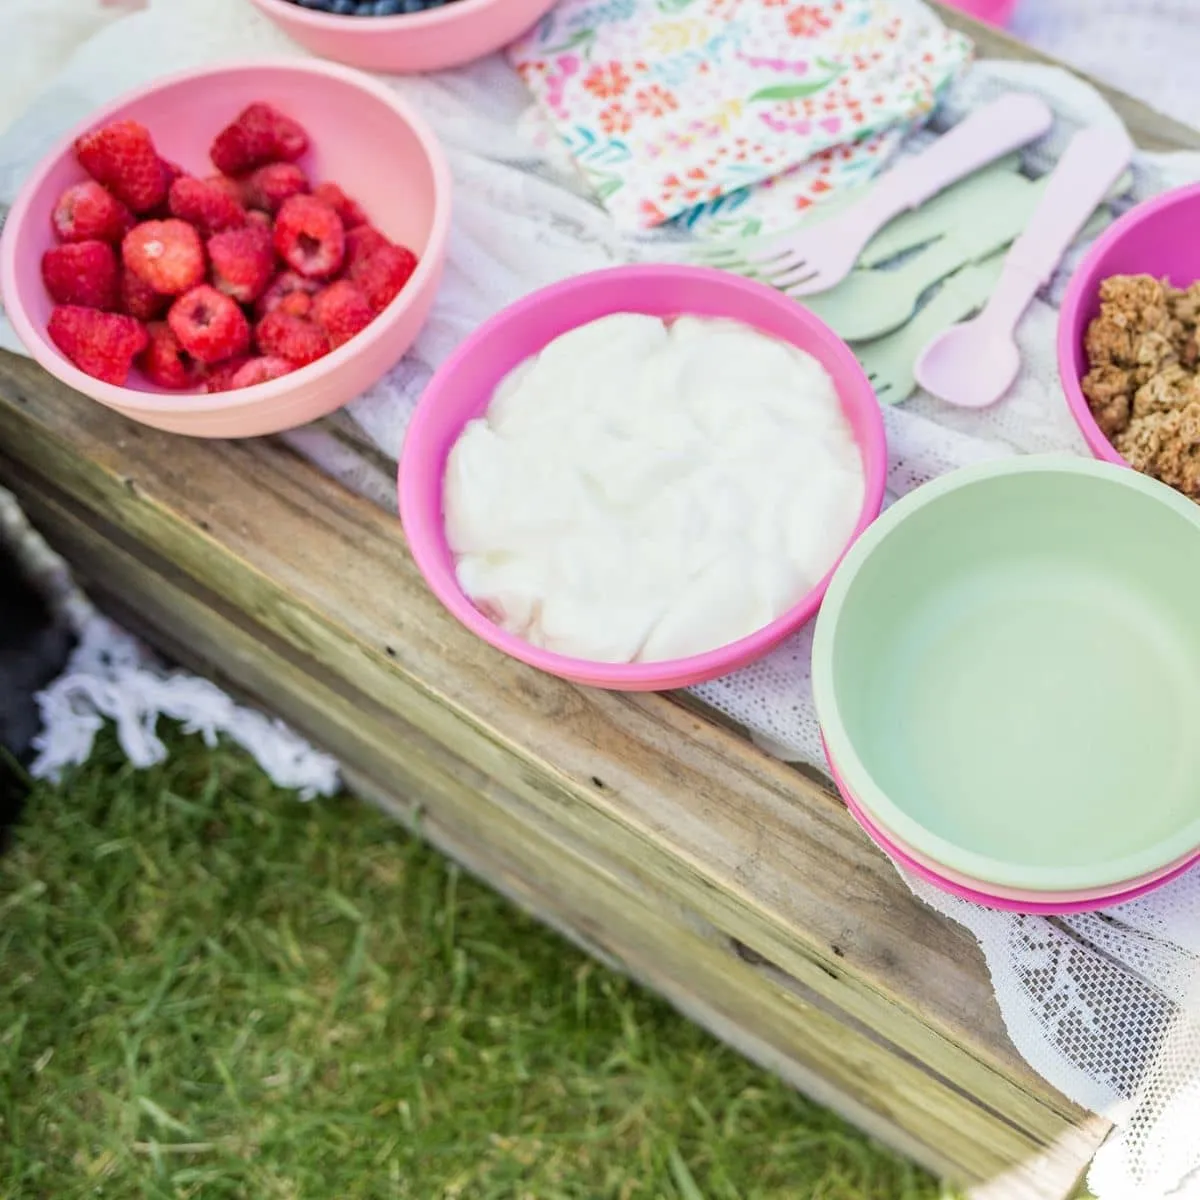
[[1058, 183, 1200, 499]]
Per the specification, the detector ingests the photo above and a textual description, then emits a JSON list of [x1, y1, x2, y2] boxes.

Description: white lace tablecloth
[[3, 2, 1200, 1197]]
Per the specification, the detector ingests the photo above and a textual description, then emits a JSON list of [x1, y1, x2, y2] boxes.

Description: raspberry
[[312, 181, 368, 229], [230, 356, 295, 390], [350, 243, 418, 313], [74, 119, 168, 214], [204, 356, 254, 393], [41, 241, 119, 310], [139, 321, 199, 389], [118, 265, 169, 322], [159, 159, 185, 187], [312, 280, 373, 349], [255, 310, 329, 367], [243, 163, 309, 214], [273, 195, 345, 280], [51, 181, 133, 244], [246, 209, 272, 230], [123, 219, 206, 295], [168, 284, 250, 365], [208, 225, 276, 304], [210, 103, 309, 176], [344, 224, 390, 274], [168, 176, 246, 236], [48, 305, 148, 386], [254, 270, 320, 319]]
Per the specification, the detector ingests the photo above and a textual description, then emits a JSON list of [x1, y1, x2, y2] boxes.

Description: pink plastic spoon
[[914, 123, 1134, 408]]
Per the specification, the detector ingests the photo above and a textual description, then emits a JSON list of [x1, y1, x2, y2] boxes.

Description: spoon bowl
[[916, 316, 1021, 408]]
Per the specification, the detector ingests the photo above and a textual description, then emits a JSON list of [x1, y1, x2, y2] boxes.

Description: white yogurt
[[443, 313, 865, 663]]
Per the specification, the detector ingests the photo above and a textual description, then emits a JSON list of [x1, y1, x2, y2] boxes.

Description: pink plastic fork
[[730, 92, 1054, 296]]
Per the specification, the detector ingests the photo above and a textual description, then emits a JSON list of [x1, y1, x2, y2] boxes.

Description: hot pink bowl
[[247, 0, 558, 73], [398, 264, 888, 691], [823, 741, 1200, 914], [1058, 183, 1200, 467], [0, 59, 451, 439], [940, 0, 1016, 28]]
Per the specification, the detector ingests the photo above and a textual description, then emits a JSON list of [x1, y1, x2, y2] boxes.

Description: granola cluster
[[1082, 274, 1200, 499]]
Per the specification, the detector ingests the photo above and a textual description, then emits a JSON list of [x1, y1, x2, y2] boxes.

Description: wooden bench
[[3, 12, 1196, 1195]]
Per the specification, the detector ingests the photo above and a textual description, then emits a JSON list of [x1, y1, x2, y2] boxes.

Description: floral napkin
[[508, 0, 973, 232]]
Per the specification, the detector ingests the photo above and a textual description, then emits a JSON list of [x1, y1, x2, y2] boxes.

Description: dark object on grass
[[0, 541, 75, 849]]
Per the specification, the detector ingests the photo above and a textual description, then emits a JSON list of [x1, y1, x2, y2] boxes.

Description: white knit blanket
[[3, 3, 1200, 1197]]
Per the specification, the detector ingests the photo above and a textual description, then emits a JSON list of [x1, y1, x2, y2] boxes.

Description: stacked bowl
[[812, 455, 1200, 913]]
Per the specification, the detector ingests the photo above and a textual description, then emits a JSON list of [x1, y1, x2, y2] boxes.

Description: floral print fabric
[[508, 0, 973, 231]]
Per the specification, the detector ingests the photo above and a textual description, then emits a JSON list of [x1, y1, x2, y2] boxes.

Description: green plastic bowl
[[812, 456, 1200, 892]]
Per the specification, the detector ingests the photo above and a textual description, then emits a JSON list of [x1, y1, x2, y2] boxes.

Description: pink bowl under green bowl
[[247, 0, 559, 73], [0, 59, 451, 438], [1058, 183, 1200, 467], [398, 264, 887, 692], [812, 455, 1200, 894], [823, 739, 1200, 914]]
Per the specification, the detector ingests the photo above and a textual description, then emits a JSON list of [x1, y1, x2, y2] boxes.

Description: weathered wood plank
[[6, 463, 1110, 1194], [0, 350, 1105, 1194]]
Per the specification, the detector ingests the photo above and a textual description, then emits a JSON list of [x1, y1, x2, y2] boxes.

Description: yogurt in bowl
[[444, 312, 866, 664], [399, 264, 887, 691]]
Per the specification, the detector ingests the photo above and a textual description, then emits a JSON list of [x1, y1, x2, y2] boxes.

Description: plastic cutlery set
[[692, 93, 1136, 408]]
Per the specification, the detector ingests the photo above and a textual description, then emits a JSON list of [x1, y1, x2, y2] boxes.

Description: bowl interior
[[401, 266, 884, 687], [819, 460, 1200, 890], [6, 63, 441, 396], [1063, 187, 1200, 419]]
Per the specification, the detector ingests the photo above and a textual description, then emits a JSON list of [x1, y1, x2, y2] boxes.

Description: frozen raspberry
[[74, 119, 168, 214], [204, 356, 254, 393], [168, 176, 246, 236], [118, 265, 169, 322], [243, 163, 309, 214], [312, 280, 373, 348], [230, 355, 294, 390], [48, 305, 147, 385], [51, 181, 133, 244], [159, 159, 185, 187], [123, 219, 206, 295], [41, 241, 119, 310], [168, 284, 250, 365], [254, 270, 320, 320], [273, 195, 344, 280], [255, 310, 329, 367], [210, 103, 309, 176], [343, 224, 390, 274], [351, 243, 418, 313], [139, 321, 200, 389], [312, 182, 368, 229], [246, 209, 272, 230], [208, 225, 275, 304]]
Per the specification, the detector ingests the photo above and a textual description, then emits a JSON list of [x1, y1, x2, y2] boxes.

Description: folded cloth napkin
[[509, 0, 973, 231]]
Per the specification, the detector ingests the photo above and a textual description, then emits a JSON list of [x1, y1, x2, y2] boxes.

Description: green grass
[[0, 728, 944, 1200]]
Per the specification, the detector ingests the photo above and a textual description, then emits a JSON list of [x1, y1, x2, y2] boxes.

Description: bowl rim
[[398, 262, 888, 691], [812, 452, 1200, 891], [1056, 181, 1200, 468], [0, 56, 452, 415], [248, 0, 509, 33]]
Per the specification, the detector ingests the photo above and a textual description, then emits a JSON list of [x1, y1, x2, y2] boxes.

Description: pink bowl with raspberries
[[0, 58, 451, 438]]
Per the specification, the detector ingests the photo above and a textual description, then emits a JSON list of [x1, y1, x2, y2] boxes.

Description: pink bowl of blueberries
[[247, 0, 559, 74], [0, 59, 450, 438]]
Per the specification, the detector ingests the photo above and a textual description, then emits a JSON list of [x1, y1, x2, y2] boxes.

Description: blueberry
[[374, 0, 404, 10], [329, 0, 357, 12]]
